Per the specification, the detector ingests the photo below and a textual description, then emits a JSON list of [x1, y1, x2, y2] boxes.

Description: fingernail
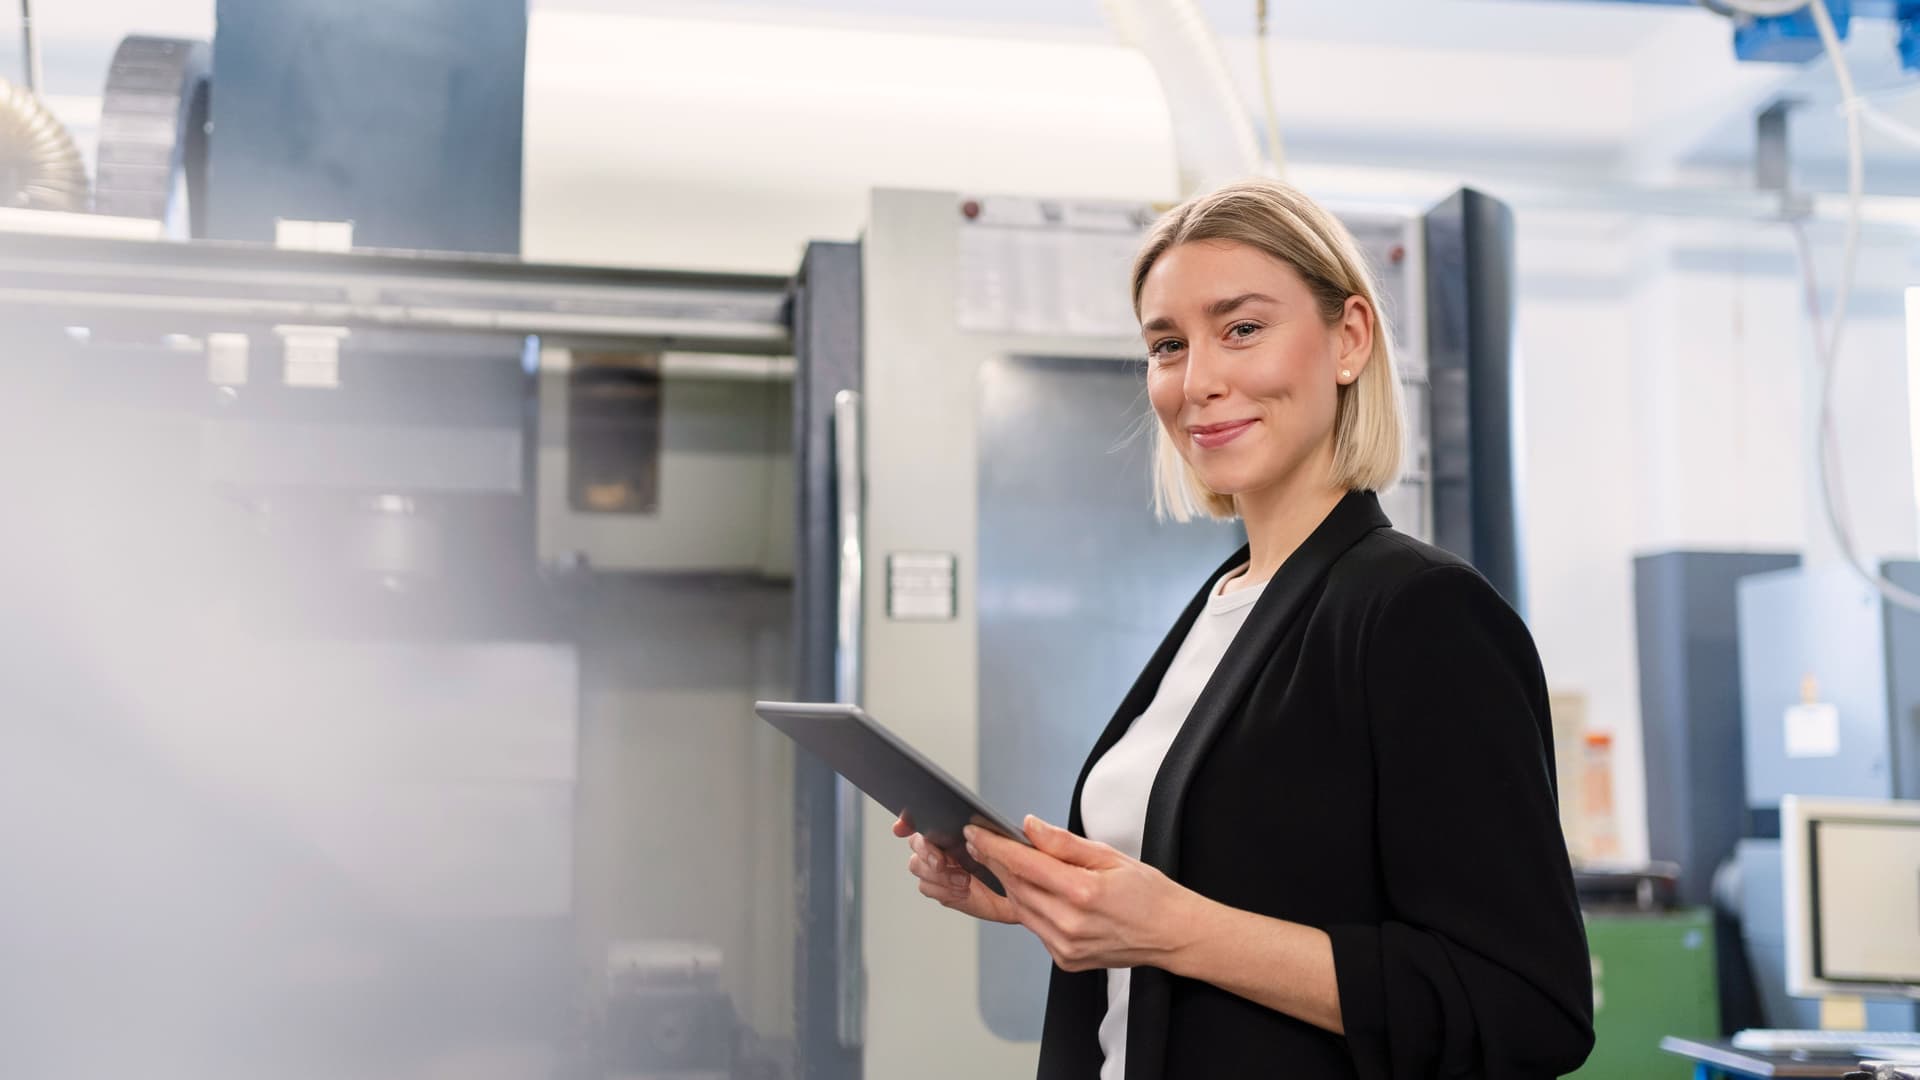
[[963, 825, 978, 840], [947, 872, 969, 888], [965, 841, 979, 859]]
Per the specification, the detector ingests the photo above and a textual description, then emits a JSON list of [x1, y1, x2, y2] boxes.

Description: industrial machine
[[1634, 559, 1920, 1049], [1727, 563, 1920, 1031], [0, 222, 805, 1080]]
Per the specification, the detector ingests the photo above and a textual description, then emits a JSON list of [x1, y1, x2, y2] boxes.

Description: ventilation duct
[[0, 76, 87, 211]]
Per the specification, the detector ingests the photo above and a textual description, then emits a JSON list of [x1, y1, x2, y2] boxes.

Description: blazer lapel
[[1125, 489, 1390, 1080], [1065, 543, 1252, 836]]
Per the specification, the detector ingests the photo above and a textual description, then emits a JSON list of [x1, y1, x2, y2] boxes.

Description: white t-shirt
[[1078, 567, 1267, 1080]]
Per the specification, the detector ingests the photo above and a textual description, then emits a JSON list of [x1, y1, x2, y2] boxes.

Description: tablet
[[754, 700, 1033, 896]]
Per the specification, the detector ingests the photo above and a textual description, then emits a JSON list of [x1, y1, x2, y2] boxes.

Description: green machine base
[[1571, 907, 1720, 1080]]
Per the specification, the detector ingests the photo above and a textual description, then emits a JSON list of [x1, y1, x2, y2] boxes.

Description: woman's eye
[[1149, 339, 1184, 360], [1228, 322, 1260, 339]]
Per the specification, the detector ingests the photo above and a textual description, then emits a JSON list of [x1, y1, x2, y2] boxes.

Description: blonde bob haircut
[[1132, 178, 1404, 522]]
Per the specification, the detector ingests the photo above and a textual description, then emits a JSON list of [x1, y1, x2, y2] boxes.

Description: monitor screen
[[1810, 816, 1920, 987]]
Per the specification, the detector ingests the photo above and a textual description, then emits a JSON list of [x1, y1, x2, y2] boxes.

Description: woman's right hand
[[893, 812, 1019, 924]]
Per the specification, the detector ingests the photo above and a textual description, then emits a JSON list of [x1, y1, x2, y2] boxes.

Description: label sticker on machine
[[955, 195, 1149, 338], [1784, 702, 1840, 758], [888, 553, 957, 620]]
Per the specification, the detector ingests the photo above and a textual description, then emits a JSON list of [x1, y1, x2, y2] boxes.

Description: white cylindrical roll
[[523, 11, 1180, 273]]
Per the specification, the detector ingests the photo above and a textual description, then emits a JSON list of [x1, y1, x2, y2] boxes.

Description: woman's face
[[1138, 239, 1371, 505]]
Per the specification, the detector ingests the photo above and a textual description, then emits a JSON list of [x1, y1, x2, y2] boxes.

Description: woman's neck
[[1231, 449, 1347, 587]]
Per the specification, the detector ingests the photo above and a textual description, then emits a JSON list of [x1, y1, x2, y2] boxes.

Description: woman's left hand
[[964, 816, 1202, 973]]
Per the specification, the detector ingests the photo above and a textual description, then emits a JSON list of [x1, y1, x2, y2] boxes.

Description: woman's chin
[[1195, 474, 1253, 499]]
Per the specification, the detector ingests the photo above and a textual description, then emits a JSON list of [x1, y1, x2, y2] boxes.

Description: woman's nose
[[1184, 342, 1229, 403]]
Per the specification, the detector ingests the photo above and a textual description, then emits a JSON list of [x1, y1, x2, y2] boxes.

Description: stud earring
[[1340, 369, 1352, 381]]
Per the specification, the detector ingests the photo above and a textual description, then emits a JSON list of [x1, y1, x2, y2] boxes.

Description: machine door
[[973, 351, 1242, 1038]]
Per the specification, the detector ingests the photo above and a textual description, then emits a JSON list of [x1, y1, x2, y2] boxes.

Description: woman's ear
[[1337, 295, 1373, 382]]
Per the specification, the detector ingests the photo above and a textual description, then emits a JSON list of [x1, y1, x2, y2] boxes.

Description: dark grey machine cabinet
[[1636, 550, 1801, 905], [1424, 189, 1525, 616], [1635, 551, 1799, 1035], [208, 0, 526, 254], [789, 240, 864, 1080]]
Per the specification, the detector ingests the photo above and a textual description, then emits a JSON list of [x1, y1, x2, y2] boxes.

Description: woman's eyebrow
[[1141, 292, 1282, 335], [1205, 292, 1280, 318]]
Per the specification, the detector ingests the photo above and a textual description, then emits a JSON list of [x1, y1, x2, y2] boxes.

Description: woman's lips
[[1188, 419, 1256, 449]]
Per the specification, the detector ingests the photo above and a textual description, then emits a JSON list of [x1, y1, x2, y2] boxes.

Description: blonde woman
[[895, 179, 1593, 1079]]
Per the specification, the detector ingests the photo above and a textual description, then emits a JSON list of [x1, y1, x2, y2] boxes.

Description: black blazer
[[1036, 491, 1594, 1080]]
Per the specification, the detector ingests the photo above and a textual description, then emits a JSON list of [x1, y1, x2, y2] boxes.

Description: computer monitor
[[1783, 795, 1920, 1001]]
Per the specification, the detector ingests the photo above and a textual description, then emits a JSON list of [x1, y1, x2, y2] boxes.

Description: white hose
[[1100, 0, 1263, 195], [1256, 0, 1286, 177], [1792, 0, 1920, 610], [1858, 102, 1920, 150]]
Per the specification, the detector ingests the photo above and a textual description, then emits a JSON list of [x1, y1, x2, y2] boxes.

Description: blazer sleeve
[[1327, 565, 1594, 1080]]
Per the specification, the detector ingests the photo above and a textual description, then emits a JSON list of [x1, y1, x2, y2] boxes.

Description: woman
[[894, 179, 1594, 1080]]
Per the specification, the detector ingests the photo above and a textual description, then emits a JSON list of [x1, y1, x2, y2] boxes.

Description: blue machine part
[[1552, 0, 1920, 70], [1736, 561, 1920, 811], [1548, 0, 1890, 16], [1737, 562, 1902, 811], [1901, 0, 1920, 70], [1734, 0, 1853, 65]]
